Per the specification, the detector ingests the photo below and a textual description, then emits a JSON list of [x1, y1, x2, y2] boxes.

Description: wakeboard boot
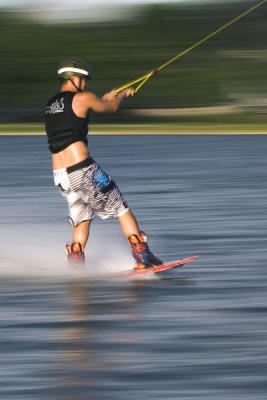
[[65, 242, 85, 263], [128, 231, 162, 270]]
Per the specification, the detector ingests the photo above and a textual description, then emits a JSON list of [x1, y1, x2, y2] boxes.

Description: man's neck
[[61, 84, 77, 93]]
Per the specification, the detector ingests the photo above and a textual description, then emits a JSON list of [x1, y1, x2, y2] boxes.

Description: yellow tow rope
[[115, 0, 267, 95]]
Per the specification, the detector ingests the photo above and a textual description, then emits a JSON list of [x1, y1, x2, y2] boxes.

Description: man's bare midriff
[[52, 141, 90, 170]]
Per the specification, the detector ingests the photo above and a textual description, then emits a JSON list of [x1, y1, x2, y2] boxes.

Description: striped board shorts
[[53, 157, 129, 226]]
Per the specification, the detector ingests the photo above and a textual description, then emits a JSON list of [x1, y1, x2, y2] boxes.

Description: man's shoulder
[[73, 91, 99, 110], [75, 91, 95, 101]]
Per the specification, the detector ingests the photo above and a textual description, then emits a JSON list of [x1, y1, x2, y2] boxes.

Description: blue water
[[1, 134, 267, 399]]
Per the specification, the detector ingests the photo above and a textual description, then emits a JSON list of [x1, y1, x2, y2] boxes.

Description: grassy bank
[[0, 123, 267, 135]]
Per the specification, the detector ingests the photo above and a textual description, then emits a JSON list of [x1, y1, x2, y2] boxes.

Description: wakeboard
[[113, 255, 199, 278]]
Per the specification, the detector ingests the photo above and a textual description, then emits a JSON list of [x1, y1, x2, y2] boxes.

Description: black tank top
[[45, 91, 89, 153]]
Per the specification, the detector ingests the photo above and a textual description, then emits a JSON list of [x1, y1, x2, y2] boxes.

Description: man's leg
[[66, 220, 91, 263], [118, 209, 140, 238], [72, 220, 91, 250], [118, 209, 162, 269]]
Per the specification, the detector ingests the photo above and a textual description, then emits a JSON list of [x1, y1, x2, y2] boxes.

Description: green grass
[[0, 123, 267, 134]]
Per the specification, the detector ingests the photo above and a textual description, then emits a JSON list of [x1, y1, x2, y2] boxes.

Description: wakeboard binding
[[128, 231, 162, 270], [65, 242, 85, 263]]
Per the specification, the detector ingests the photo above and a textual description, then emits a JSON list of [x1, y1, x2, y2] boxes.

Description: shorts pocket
[[53, 169, 70, 192]]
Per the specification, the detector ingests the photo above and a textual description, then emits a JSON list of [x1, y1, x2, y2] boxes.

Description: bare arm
[[72, 88, 132, 117]]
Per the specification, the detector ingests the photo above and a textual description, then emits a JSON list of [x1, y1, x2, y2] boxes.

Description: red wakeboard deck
[[113, 255, 199, 279]]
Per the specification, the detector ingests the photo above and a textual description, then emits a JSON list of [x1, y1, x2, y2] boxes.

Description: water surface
[[0, 134, 267, 399]]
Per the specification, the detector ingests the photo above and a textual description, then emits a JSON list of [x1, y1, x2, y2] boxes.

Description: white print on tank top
[[45, 97, 64, 115]]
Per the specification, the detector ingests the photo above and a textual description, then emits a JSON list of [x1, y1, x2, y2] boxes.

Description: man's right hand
[[122, 88, 134, 97], [102, 87, 133, 100]]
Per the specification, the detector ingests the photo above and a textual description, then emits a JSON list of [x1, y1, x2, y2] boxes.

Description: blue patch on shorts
[[93, 167, 110, 189]]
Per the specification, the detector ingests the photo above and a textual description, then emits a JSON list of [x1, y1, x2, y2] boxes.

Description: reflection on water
[[0, 135, 267, 399], [1, 275, 267, 400]]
